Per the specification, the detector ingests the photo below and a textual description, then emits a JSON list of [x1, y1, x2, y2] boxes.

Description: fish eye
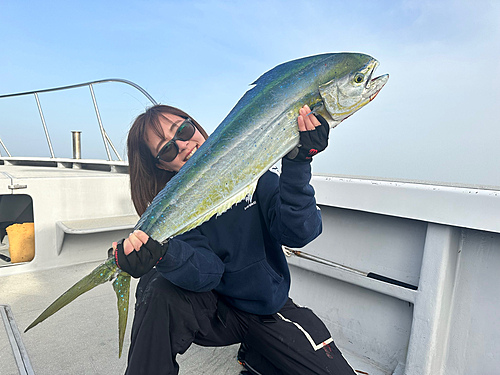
[[354, 73, 365, 84]]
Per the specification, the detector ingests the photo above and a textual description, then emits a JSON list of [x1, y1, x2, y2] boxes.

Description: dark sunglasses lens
[[158, 143, 177, 162], [177, 120, 196, 140]]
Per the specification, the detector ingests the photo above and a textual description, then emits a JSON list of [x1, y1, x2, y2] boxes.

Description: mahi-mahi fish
[[25, 52, 388, 357]]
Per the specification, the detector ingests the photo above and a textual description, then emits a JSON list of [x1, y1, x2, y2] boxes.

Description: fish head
[[318, 54, 389, 126]]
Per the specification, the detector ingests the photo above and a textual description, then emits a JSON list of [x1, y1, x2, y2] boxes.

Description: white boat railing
[[0, 79, 157, 161]]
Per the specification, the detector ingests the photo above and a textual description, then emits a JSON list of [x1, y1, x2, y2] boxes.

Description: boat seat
[[55, 215, 139, 255]]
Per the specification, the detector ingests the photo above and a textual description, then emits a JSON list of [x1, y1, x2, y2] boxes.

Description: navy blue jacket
[[156, 158, 322, 315]]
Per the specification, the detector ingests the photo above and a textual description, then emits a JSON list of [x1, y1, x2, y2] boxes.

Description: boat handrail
[[0, 79, 157, 160]]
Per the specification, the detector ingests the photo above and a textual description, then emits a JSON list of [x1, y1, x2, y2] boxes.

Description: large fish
[[24, 52, 388, 357]]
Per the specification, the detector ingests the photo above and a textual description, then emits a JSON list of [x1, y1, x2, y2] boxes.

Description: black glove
[[286, 114, 330, 162], [110, 237, 168, 278]]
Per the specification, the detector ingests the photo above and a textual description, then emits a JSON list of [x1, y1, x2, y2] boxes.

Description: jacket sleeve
[[155, 228, 224, 292], [257, 157, 322, 248]]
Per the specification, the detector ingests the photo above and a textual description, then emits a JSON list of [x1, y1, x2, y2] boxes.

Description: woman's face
[[145, 113, 205, 173]]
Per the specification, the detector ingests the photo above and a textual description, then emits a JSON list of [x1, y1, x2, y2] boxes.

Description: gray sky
[[1, 0, 499, 186]]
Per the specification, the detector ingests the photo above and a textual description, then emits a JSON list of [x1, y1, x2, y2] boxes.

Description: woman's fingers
[[297, 113, 307, 132], [123, 239, 135, 256], [123, 232, 144, 255], [112, 231, 150, 257], [123, 230, 149, 255], [298, 105, 321, 131], [133, 230, 150, 244], [128, 232, 144, 249]]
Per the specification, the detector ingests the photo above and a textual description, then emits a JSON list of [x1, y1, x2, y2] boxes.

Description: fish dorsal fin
[[251, 54, 330, 87], [217, 54, 330, 131]]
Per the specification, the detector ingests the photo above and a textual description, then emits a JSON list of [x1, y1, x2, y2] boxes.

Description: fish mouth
[[365, 60, 389, 101]]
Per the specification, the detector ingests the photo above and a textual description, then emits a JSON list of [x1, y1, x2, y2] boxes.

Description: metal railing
[[0, 79, 157, 160]]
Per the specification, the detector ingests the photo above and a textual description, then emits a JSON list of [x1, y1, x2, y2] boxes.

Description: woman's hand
[[297, 104, 322, 131], [112, 230, 149, 256], [286, 105, 330, 161], [110, 230, 169, 278]]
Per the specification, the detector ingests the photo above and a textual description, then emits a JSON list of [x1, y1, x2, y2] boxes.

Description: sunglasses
[[155, 118, 196, 163]]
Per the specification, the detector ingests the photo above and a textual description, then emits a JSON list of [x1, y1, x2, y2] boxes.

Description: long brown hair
[[127, 105, 209, 215]]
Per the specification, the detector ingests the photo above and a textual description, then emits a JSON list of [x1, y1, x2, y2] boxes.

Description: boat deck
[[0, 260, 243, 374], [1, 261, 381, 375]]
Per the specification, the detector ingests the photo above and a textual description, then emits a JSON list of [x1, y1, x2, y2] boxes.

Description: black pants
[[125, 269, 356, 375]]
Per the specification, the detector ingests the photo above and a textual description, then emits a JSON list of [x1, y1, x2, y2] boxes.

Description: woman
[[111, 104, 355, 375]]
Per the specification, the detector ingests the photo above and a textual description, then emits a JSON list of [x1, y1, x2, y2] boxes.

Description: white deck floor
[[1, 260, 384, 375], [0, 261, 243, 374]]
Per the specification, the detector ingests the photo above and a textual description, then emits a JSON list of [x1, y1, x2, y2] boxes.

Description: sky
[[1, 0, 499, 187]]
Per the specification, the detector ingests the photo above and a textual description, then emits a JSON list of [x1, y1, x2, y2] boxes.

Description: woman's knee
[[135, 270, 184, 310], [135, 270, 217, 316]]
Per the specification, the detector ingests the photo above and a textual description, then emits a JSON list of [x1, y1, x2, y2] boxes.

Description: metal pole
[[104, 131, 123, 161], [0, 137, 12, 157], [0, 79, 157, 161], [89, 84, 112, 161], [72, 131, 82, 159], [0, 78, 158, 106], [34, 93, 55, 158]]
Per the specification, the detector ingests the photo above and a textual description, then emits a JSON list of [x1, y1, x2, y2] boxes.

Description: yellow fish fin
[[174, 180, 258, 237]]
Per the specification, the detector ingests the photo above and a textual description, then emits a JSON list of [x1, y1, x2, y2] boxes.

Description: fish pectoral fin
[[309, 100, 324, 114], [24, 258, 118, 333], [176, 180, 259, 236], [113, 272, 131, 358], [214, 180, 258, 217]]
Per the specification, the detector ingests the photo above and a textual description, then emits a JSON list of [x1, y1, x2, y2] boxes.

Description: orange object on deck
[[6, 223, 35, 263]]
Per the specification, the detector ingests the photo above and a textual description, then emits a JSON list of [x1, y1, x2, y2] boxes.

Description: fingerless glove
[[111, 238, 168, 278], [286, 114, 330, 162]]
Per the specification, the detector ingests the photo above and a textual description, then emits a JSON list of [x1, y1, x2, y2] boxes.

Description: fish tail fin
[[24, 258, 119, 332], [112, 272, 131, 358]]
